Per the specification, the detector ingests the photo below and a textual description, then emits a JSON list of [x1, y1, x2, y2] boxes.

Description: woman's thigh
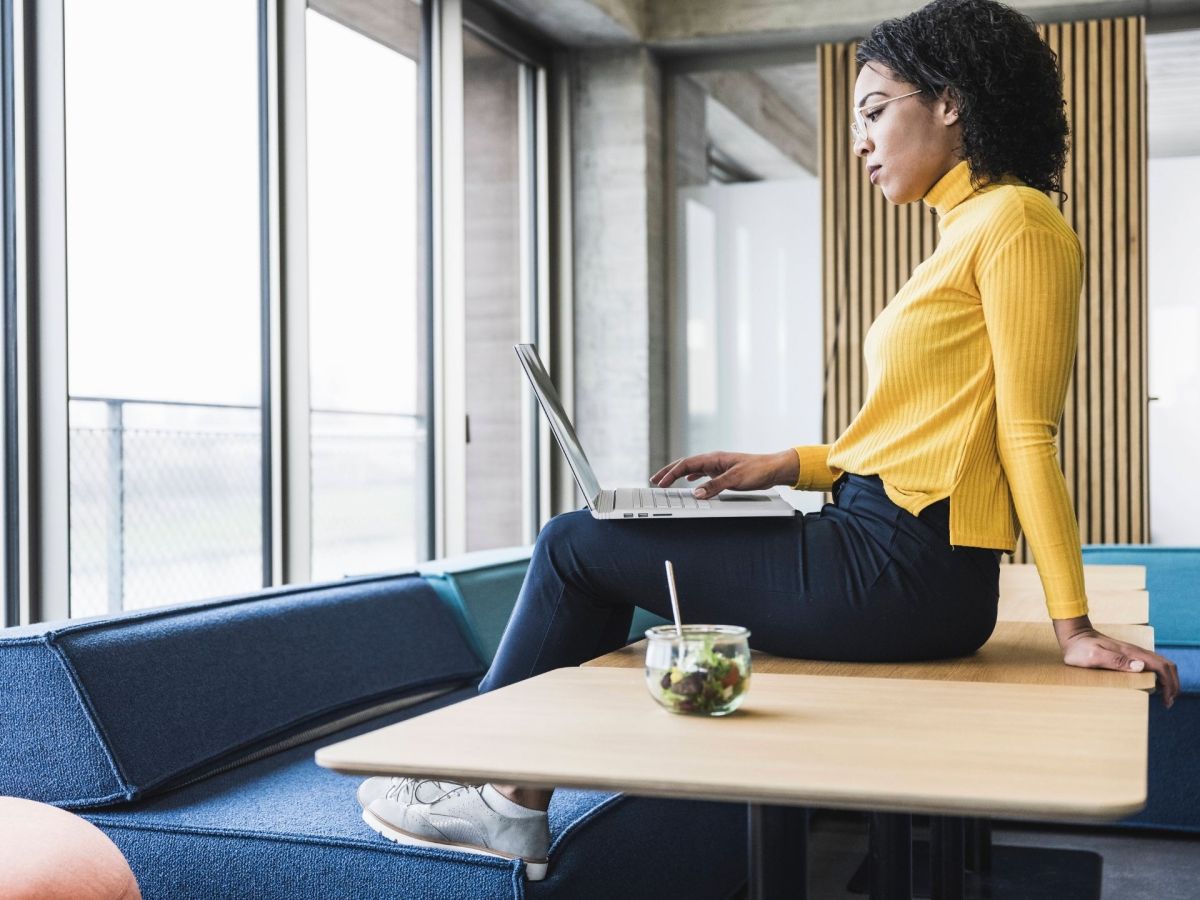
[[537, 508, 816, 648], [539, 476, 997, 663]]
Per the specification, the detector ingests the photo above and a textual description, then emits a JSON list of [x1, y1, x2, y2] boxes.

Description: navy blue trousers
[[479, 473, 1001, 693]]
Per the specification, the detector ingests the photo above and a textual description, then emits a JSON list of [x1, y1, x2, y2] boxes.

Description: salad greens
[[651, 636, 749, 715]]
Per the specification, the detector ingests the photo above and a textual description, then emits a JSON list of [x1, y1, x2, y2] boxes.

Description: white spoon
[[664, 560, 684, 640]]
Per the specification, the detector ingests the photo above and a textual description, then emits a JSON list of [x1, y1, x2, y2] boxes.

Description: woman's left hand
[[1056, 616, 1180, 708]]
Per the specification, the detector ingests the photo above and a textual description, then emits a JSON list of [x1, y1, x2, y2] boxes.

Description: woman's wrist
[[774, 449, 800, 488], [1053, 614, 1096, 650]]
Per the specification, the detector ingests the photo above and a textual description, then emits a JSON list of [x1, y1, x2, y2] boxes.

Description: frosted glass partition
[[677, 177, 824, 512], [1148, 155, 1200, 544]]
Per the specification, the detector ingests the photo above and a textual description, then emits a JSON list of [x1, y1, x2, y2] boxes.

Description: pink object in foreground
[[0, 797, 141, 900]]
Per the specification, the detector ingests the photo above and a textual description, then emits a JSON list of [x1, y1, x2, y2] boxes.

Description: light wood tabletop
[[316, 666, 1147, 822], [998, 588, 1148, 625], [585, 622, 1157, 692]]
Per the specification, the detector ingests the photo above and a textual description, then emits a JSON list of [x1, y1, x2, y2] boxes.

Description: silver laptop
[[515, 344, 797, 520]]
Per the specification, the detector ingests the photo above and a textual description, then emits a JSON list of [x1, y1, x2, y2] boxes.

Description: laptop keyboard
[[620, 487, 711, 511]]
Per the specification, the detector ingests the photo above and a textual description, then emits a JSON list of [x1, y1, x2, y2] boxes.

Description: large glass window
[[64, 0, 262, 615], [306, 2, 427, 580]]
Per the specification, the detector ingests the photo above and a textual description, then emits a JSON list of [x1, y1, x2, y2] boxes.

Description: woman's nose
[[852, 134, 871, 157]]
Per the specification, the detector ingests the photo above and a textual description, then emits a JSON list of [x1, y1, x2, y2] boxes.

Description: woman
[[356, 0, 1179, 871]]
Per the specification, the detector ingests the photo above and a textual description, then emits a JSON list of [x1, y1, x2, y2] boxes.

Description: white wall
[[678, 175, 825, 512], [1148, 155, 1200, 545]]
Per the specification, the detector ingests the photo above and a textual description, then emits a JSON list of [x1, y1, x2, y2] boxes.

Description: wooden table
[[999, 589, 1149, 624], [998, 563, 1148, 624], [1001, 563, 1144, 592], [588, 621, 1158, 693], [317, 666, 1147, 899], [587, 621, 1156, 896]]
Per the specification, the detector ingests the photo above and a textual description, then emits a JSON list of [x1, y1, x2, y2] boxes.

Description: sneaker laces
[[421, 780, 480, 805], [384, 777, 474, 805]]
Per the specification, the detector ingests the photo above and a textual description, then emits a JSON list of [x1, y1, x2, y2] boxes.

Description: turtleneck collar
[[922, 159, 976, 216], [922, 159, 1025, 217]]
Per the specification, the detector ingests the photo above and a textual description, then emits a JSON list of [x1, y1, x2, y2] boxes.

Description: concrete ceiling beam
[[484, 0, 645, 46], [689, 70, 818, 175], [645, 0, 1200, 52]]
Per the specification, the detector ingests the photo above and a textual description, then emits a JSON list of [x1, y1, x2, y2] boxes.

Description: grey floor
[[799, 811, 1200, 899]]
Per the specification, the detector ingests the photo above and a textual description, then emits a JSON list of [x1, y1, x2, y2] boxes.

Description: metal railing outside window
[[68, 396, 421, 616]]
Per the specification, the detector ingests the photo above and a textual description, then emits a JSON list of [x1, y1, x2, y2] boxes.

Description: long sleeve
[[979, 226, 1088, 619], [791, 444, 843, 492]]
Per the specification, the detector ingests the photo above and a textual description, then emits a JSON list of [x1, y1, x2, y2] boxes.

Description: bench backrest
[[0, 573, 482, 808]]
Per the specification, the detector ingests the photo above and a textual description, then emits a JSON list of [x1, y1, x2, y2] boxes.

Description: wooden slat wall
[[819, 17, 1148, 561]]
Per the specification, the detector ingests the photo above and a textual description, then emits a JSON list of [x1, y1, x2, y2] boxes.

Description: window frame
[[7, 0, 569, 623]]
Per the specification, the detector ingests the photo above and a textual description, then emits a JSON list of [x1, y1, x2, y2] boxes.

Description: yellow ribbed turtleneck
[[793, 160, 1088, 619]]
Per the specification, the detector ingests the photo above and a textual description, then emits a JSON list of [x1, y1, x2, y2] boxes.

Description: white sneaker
[[363, 782, 551, 881], [356, 777, 470, 811]]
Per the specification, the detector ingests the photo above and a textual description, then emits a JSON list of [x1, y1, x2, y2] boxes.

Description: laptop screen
[[514, 344, 603, 506]]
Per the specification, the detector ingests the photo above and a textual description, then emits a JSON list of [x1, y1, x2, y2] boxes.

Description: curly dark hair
[[856, 0, 1068, 197]]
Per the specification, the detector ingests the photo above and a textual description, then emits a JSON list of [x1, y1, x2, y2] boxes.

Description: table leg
[[848, 816, 1100, 900], [746, 803, 808, 900], [868, 812, 912, 900], [929, 816, 965, 900], [964, 817, 992, 875]]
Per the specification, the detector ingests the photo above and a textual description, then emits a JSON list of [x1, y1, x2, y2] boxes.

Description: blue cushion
[[1110, 647, 1200, 833], [0, 573, 483, 808], [85, 687, 747, 899], [421, 548, 535, 665], [1082, 546, 1200, 647], [420, 548, 673, 666]]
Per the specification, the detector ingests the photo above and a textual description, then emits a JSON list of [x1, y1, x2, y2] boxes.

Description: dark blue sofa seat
[[1, 566, 748, 898], [81, 686, 745, 899]]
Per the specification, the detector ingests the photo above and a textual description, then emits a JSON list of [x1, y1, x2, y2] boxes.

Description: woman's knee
[[535, 509, 594, 550], [531, 509, 596, 573]]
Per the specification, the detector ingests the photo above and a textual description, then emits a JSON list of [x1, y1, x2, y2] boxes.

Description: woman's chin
[[877, 183, 919, 206]]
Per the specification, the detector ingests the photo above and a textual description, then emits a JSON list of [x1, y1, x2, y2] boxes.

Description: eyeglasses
[[850, 89, 922, 142]]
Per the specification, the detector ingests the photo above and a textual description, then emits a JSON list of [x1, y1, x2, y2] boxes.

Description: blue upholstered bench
[[0, 565, 739, 899], [1082, 546, 1200, 833]]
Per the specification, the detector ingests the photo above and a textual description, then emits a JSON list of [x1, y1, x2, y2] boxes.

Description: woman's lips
[[869, 165, 882, 184]]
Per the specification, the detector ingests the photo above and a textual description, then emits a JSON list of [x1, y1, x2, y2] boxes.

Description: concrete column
[[571, 47, 667, 486], [673, 75, 708, 187]]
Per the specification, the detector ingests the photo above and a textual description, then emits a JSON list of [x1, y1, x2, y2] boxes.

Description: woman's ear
[[938, 90, 961, 126]]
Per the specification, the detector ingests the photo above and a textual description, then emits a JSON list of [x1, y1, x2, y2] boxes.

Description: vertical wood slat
[[1114, 19, 1129, 544], [1137, 14, 1149, 542], [821, 44, 838, 486], [818, 17, 1148, 560]]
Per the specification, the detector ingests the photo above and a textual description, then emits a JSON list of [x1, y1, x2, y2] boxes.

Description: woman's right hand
[[651, 450, 799, 499]]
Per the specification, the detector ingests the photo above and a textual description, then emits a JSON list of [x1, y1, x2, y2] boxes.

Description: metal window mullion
[[548, 51, 574, 516], [432, 0, 466, 558], [419, 0, 434, 562], [2, 0, 19, 627], [19, 0, 68, 623], [517, 61, 535, 543], [257, 0, 272, 588], [534, 63, 551, 531], [269, 0, 311, 585]]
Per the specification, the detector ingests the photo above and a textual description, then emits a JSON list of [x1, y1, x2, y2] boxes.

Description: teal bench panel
[[1082, 546, 1200, 647], [420, 547, 671, 666]]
